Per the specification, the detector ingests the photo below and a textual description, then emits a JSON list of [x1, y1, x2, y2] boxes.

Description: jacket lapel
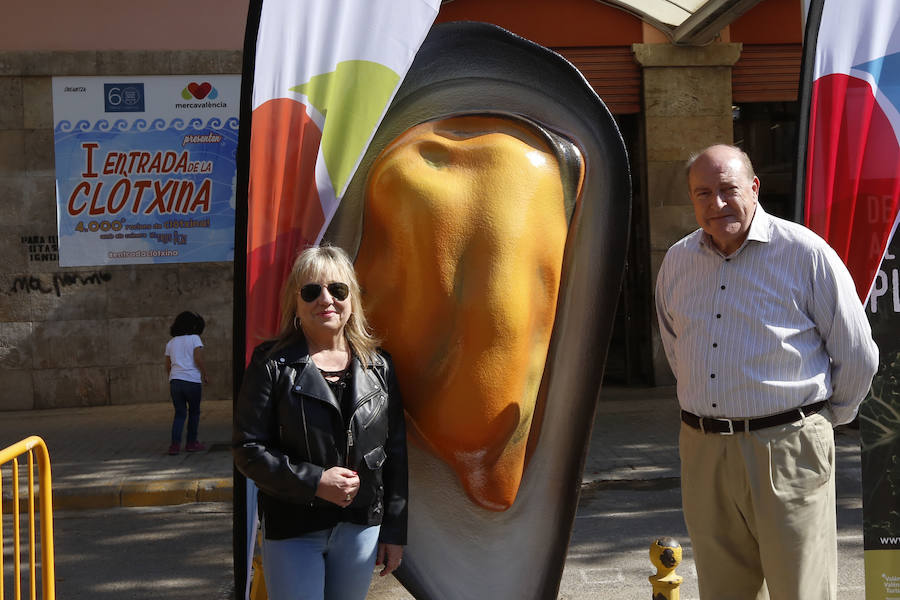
[[278, 337, 338, 410], [294, 361, 337, 409]]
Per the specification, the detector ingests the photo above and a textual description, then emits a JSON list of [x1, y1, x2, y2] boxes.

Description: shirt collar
[[697, 202, 770, 256]]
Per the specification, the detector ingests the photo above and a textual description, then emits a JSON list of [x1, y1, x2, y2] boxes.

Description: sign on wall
[[52, 76, 239, 266]]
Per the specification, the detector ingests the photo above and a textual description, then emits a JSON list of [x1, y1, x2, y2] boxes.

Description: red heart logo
[[187, 82, 212, 100]]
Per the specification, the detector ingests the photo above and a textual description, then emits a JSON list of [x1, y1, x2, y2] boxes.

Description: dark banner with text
[[799, 2, 900, 597]]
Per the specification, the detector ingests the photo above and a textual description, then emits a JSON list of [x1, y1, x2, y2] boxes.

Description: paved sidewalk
[[586, 386, 681, 484], [0, 386, 858, 509], [1, 386, 865, 599], [0, 400, 234, 509]]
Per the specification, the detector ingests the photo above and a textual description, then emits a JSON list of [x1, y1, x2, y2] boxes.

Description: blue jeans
[[170, 379, 202, 444], [261, 522, 380, 600]]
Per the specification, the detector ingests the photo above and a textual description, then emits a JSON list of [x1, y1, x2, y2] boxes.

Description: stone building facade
[[0, 51, 240, 410], [0, 0, 804, 410]]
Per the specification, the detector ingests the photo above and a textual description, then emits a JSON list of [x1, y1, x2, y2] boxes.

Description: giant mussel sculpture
[[325, 22, 631, 600]]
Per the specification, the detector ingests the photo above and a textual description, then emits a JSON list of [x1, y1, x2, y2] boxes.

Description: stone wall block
[[105, 266, 182, 318], [0, 273, 35, 321], [0, 52, 50, 77], [647, 160, 691, 208], [32, 319, 109, 369], [178, 263, 234, 316], [33, 366, 109, 408], [108, 316, 170, 366], [109, 360, 232, 406], [49, 52, 99, 76], [0, 370, 34, 410], [1, 50, 240, 77], [0, 232, 30, 273], [0, 77, 24, 129], [644, 116, 733, 162], [4, 175, 56, 234], [16, 258, 60, 276], [0, 130, 26, 173], [199, 312, 234, 362], [26, 269, 112, 322], [203, 360, 233, 402], [0, 321, 33, 369], [108, 364, 169, 405], [633, 43, 742, 68], [649, 205, 699, 253], [643, 67, 732, 117], [169, 51, 218, 75], [23, 77, 52, 129], [218, 52, 244, 73], [169, 51, 241, 75], [96, 51, 171, 75], [23, 175, 57, 226], [25, 128, 54, 175], [0, 175, 27, 206]]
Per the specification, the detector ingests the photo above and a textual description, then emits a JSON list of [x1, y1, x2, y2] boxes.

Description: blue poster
[[52, 76, 239, 266]]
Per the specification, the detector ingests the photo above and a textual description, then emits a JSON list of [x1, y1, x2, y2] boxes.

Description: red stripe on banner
[[805, 73, 900, 301], [245, 232, 312, 360], [245, 98, 325, 361]]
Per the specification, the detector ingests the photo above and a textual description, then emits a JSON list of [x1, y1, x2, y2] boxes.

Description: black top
[[321, 367, 354, 428]]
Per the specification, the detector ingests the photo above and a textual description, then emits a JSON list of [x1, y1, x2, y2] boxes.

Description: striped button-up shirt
[[656, 203, 878, 425]]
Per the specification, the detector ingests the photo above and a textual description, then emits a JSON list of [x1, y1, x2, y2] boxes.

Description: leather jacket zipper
[[300, 395, 313, 462], [344, 390, 379, 465], [345, 427, 353, 467]]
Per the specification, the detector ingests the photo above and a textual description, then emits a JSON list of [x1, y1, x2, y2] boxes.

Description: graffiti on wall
[[8, 271, 112, 297]]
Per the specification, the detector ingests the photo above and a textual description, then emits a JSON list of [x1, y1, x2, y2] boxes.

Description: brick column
[[633, 42, 742, 384]]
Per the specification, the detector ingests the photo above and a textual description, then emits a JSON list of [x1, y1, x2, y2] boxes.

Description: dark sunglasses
[[299, 282, 350, 303]]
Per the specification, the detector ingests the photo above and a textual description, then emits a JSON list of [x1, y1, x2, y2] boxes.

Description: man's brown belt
[[681, 400, 828, 434]]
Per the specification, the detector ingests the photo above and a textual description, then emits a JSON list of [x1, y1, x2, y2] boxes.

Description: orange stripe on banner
[[248, 98, 325, 255]]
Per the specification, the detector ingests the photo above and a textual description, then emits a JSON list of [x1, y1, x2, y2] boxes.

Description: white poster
[[52, 75, 239, 266]]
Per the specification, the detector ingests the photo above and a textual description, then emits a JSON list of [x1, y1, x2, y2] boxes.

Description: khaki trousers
[[679, 410, 837, 600]]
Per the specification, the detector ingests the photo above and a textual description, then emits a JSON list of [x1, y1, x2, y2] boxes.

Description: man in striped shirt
[[656, 144, 878, 599]]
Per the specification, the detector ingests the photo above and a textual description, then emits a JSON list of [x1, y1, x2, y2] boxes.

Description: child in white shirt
[[165, 311, 209, 454]]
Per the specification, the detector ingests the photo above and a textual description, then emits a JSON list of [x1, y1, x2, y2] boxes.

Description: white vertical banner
[[241, 0, 439, 362], [235, 2, 439, 597]]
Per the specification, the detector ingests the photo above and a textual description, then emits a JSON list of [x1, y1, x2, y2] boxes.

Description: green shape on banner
[[181, 88, 192, 100], [292, 60, 399, 197]]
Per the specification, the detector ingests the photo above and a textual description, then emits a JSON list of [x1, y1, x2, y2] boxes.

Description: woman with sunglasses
[[234, 245, 408, 600]]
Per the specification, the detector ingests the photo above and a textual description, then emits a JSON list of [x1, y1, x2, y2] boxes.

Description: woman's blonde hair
[[275, 244, 380, 366]]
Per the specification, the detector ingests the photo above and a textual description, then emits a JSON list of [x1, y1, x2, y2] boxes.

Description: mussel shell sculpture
[[325, 22, 631, 600]]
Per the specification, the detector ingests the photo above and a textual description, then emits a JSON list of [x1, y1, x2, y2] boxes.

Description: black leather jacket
[[233, 336, 408, 544]]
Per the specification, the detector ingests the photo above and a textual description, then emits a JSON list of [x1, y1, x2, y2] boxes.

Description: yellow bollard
[[649, 537, 683, 600]]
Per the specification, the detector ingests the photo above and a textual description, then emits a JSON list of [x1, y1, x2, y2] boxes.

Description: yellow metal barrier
[[0, 436, 55, 600]]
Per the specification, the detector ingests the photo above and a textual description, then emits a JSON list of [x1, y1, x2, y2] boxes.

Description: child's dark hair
[[170, 311, 205, 337]]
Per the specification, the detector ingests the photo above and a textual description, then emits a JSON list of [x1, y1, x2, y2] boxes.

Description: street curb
[[49, 477, 233, 510]]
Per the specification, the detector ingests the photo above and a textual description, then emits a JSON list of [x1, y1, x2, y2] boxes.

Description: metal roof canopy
[[596, 0, 763, 45]]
